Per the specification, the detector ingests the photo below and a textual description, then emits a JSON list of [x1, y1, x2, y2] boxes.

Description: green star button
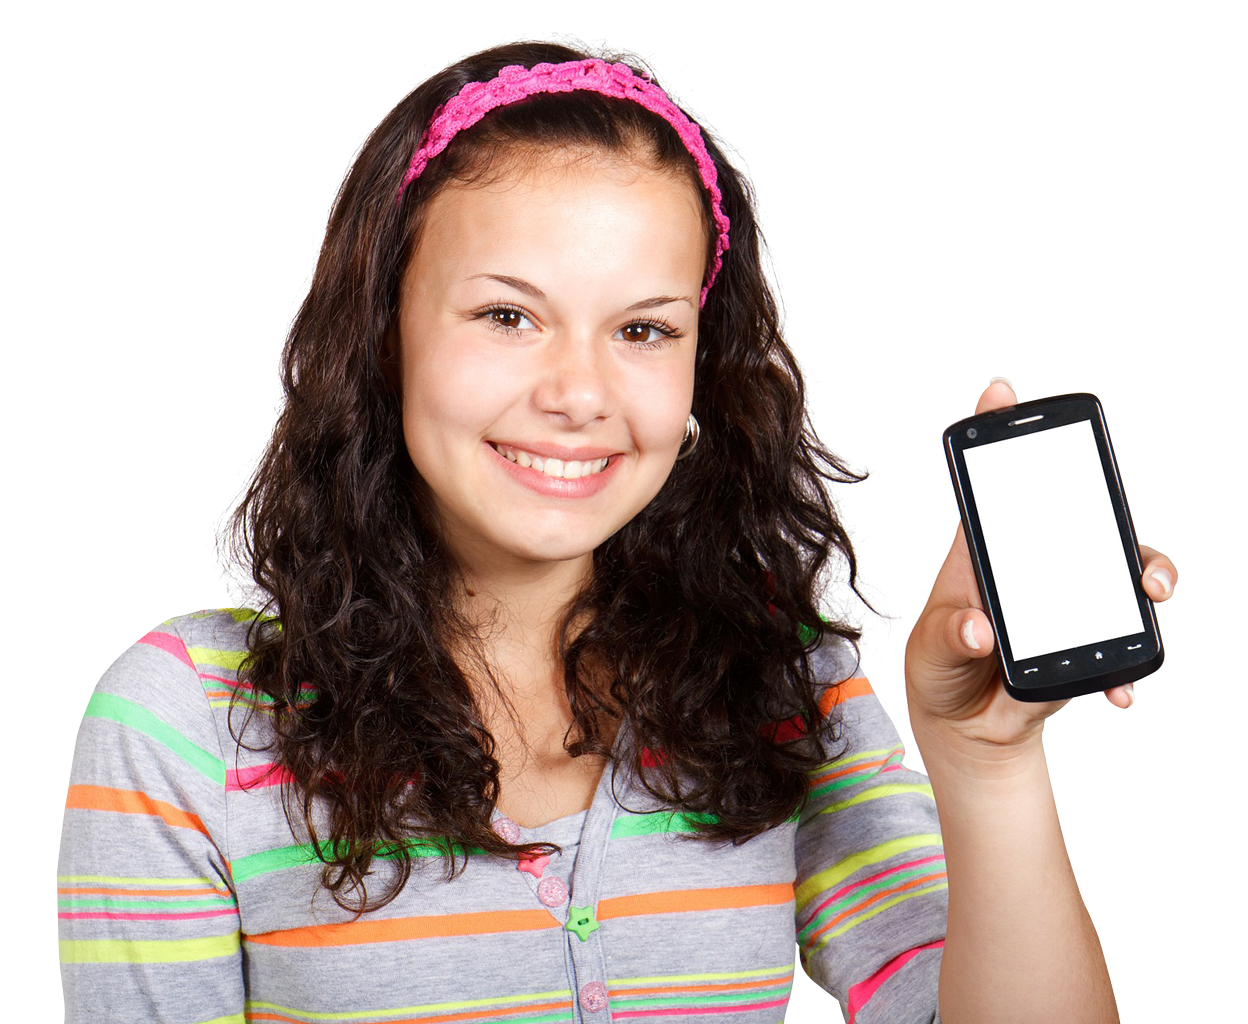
[[565, 905, 600, 942]]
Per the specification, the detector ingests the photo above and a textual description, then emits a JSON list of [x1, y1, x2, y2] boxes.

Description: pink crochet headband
[[396, 58, 731, 307]]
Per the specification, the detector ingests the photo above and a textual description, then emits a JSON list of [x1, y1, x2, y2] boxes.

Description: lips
[[485, 440, 621, 499], [489, 442, 610, 480]]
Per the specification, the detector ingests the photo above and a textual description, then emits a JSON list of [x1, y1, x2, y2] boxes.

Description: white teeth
[[493, 444, 610, 480]]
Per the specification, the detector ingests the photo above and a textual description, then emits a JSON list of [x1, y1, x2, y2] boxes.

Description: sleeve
[[794, 640, 947, 1024], [58, 620, 245, 1023]]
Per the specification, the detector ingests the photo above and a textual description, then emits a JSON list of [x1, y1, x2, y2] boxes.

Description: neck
[[452, 549, 594, 696]]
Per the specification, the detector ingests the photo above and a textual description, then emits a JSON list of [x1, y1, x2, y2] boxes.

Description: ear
[[379, 323, 402, 391]]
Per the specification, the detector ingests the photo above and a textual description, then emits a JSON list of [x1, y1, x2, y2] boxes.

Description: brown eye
[[620, 323, 654, 344], [618, 321, 677, 345], [491, 309, 523, 329]]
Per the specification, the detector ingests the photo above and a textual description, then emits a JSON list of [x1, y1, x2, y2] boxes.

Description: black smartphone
[[943, 393, 1163, 702]]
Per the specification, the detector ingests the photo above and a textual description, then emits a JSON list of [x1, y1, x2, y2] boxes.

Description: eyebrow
[[468, 274, 694, 310]]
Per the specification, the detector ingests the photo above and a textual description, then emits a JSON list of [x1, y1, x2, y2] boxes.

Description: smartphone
[[943, 393, 1163, 702]]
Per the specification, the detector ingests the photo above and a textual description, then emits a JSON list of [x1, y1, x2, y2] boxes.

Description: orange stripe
[[248, 999, 575, 1024], [65, 784, 208, 836], [819, 675, 873, 716], [613, 973, 790, 997], [811, 752, 898, 786], [246, 907, 560, 948], [57, 886, 223, 897], [809, 871, 948, 943], [598, 882, 793, 921]]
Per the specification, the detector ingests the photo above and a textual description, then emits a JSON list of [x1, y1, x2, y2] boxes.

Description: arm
[[905, 380, 1177, 1024], [911, 717, 1114, 1023], [795, 641, 947, 1024], [58, 619, 245, 1023]]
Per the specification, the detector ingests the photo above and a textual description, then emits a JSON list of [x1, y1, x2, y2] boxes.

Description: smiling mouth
[[489, 443, 612, 480]]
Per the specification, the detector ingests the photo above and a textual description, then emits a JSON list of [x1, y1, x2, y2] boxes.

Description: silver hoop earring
[[677, 413, 701, 460]]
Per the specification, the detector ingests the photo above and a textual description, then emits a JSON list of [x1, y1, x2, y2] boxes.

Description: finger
[[955, 608, 997, 660], [1138, 544, 1177, 601], [974, 377, 1018, 415], [1104, 683, 1135, 709]]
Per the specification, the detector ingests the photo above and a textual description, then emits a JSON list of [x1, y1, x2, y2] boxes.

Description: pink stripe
[[226, 763, 292, 792], [801, 853, 946, 928], [846, 940, 944, 1023], [58, 909, 237, 922], [613, 997, 789, 1018], [137, 631, 194, 668], [200, 673, 239, 687]]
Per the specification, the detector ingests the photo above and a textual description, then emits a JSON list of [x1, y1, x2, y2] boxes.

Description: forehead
[[405, 150, 710, 302]]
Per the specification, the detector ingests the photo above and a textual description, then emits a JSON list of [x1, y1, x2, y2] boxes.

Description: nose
[[531, 330, 613, 427]]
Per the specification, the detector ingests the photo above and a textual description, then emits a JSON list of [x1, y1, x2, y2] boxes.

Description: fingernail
[[1124, 683, 1135, 707], [961, 618, 980, 650], [1149, 567, 1173, 597], [989, 376, 1014, 389]]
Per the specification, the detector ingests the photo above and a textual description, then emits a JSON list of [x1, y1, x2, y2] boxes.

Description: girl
[[58, 40, 1174, 1023]]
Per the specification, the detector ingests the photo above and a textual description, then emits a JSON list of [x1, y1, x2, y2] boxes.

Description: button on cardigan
[[59, 610, 948, 1022]]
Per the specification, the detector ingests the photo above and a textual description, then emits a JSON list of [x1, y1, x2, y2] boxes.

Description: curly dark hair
[[231, 39, 866, 913]]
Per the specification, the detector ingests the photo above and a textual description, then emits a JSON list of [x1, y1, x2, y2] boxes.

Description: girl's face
[[395, 150, 708, 578]]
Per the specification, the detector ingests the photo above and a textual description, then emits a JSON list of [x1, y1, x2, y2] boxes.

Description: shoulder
[[808, 631, 863, 690], [87, 608, 269, 761], [98, 608, 260, 697]]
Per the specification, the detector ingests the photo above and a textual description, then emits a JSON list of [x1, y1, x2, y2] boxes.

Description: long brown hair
[[232, 40, 865, 913]]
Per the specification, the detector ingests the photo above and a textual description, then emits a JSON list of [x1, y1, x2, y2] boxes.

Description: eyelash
[[470, 303, 683, 350]]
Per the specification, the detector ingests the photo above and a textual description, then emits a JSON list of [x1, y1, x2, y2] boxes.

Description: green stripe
[[84, 693, 225, 784], [612, 982, 792, 1011], [797, 861, 946, 941], [232, 839, 483, 884], [59, 933, 240, 964], [815, 782, 934, 816], [246, 989, 573, 1020], [809, 758, 905, 799], [610, 810, 720, 839], [59, 896, 236, 912]]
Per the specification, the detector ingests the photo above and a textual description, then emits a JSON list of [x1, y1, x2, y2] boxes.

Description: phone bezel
[[943, 393, 1163, 702]]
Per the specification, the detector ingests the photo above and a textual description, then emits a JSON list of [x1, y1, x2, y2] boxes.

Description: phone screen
[[961, 419, 1145, 660]]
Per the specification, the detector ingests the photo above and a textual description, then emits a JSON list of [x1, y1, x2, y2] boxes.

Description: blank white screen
[[963, 420, 1144, 660]]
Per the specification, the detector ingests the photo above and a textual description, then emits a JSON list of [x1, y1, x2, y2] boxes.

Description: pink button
[[517, 852, 550, 878], [493, 816, 520, 843], [580, 981, 609, 1012], [537, 876, 568, 907]]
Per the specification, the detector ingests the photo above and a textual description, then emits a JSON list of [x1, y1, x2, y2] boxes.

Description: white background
[[5, 2, 1241, 1020]]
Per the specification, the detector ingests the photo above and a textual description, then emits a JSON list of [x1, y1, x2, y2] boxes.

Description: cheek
[[621, 360, 696, 452], [400, 339, 510, 449]]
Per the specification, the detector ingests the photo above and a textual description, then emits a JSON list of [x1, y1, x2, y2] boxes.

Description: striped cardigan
[[59, 609, 947, 1023]]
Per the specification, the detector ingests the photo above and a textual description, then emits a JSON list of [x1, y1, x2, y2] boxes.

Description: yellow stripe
[[183, 646, 248, 671], [611, 964, 793, 986], [807, 882, 949, 950], [795, 833, 943, 906], [816, 782, 934, 815], [246, 989, 573, 1019], [59, 932, 240, 964], [57, 874, 212, 886], [193, 1016, 246, 1024]]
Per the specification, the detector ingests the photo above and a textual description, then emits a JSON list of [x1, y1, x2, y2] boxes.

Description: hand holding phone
[[943, 393, 1164, 702]]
